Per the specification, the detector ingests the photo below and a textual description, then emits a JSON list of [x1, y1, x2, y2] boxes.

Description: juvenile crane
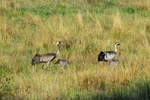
[[98, 42, 120, 62], [32, 41, 61, 65], [55, 58, 69, 67]]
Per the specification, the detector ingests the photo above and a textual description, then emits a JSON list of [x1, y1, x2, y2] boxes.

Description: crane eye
[[115, 42, 120, 45]]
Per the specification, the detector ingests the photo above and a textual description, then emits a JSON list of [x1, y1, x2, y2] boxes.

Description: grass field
[[0, 0, 150, 100]]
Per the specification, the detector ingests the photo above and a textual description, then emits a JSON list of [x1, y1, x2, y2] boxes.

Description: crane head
[[56, 41, 61, 47], [115, 42, 120, 46]]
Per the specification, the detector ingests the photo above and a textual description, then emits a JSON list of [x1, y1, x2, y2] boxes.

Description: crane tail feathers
[[98, 51, 105, 61]]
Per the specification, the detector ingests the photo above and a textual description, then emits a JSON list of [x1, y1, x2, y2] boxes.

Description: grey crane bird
[[55, 58, 69, 67], [32, 41, 61, 65], [98, 42, 120, 62]]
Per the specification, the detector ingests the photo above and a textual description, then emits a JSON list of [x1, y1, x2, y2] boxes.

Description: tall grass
[[0, 0, 150, 99]]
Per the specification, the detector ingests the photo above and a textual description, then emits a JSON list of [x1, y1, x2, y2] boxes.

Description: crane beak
[[115, 42, 120, 46]]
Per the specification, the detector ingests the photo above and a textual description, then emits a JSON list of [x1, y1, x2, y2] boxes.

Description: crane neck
[[56, 47, 60, 56], [114, 44, 118, 52]]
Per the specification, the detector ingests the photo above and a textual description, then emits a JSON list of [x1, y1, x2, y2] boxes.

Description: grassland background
[[0, 0, 150, 100]]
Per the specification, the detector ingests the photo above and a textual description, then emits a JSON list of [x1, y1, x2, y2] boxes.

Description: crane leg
[[60, 66, 65, 72]]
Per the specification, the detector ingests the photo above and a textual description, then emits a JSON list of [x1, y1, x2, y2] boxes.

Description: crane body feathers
[[98, 51, 116, 61], [32, 53, 57, 65]]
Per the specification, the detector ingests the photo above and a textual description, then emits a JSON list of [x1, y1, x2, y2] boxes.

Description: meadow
[[0, 0, 150, 100]]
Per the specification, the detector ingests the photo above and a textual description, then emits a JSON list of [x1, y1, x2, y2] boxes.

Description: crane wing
[[104, 51, 117, 61]]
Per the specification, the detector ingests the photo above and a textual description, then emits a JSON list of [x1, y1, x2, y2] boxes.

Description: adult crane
[[32, 41, 61, 66], [98, 42, 120, 63]]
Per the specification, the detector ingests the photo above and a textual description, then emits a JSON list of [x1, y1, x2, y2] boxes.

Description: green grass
[[0, 0, 150, 100], [2, 0, 150, 19]]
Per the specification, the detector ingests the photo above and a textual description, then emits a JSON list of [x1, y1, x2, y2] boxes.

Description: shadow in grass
[[72, 80, 150, 100], [0, 93, 15, 100]]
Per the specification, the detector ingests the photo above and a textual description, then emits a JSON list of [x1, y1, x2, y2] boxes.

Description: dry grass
[[0, 0, 150, 100]]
